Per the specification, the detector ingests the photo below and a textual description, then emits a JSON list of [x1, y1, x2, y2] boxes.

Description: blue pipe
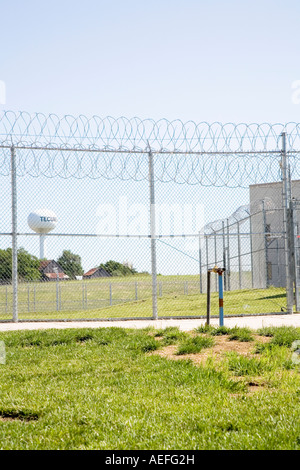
[[218, 272, 224, 326]]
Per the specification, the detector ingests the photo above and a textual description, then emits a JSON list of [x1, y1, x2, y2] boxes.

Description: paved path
[[0, 314, 300, 332]]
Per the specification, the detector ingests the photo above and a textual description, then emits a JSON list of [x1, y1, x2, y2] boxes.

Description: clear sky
[[1, 0, 300, 274], [1, 0, 300, 123]]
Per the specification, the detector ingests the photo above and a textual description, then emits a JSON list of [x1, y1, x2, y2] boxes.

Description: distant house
[[83, 267, 111, 279], [39, 260, 69, 281]]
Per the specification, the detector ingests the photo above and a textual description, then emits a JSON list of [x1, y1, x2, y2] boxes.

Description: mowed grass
[[0, 280, 288, 320], [0, 325, 300, 450]]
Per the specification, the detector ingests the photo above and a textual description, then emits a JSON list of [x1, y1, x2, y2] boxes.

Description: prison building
[[249, 180, 300, 288]]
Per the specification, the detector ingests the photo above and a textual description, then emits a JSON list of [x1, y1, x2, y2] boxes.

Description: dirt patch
[[0, 410, 39, 422], [150, 334, 270, 367]]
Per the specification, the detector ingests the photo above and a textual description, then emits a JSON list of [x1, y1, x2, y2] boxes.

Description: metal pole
[[34, 284, 36, 312], [281, 132, 294, 313], [56, 273, 59, 311], [262, 200, 269, 288], [82, 282, 85, 309], [39, 234, 46, 259], [292, 201, 299, 311], [214, 231, 217, 291], [11, 146, 18, 322], [218, 271, 224, 327], [206, 270, 211, 325], [205, 235, 209, 272], [249, 212, 254, 288], [109, 283, 112, 306], [28, 285, 30, 312], [199, 232, 203, 294], [222, 221, 226, 291], [237, 220, 242, 289], [226, 219, 231, 291], [148, 149, 158, 320]]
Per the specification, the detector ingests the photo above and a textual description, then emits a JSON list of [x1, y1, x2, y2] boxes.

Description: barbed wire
[[1, 110, 300, 186]]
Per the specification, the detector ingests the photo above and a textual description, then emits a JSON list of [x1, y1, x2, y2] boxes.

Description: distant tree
[[0, 249, 11, 282], [99, 260, 137, 277], [0, 247, 41, 282], [18, 248, 41, 281], [57, 250, 84, 279]]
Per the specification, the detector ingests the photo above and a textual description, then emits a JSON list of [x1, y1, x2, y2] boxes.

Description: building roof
[[83, 267, 110, 277], [83, 267, 98, 277], [39, 260, 52, 270], [44, 272, 69, 280]]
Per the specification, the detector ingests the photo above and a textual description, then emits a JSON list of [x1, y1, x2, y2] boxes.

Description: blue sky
[[1, 0, 300, 273], [1, 0, 300, 123]]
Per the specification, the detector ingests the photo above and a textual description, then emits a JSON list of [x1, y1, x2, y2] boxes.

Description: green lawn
[[0, 325, 300, 449], [0, 279, 288, 321]]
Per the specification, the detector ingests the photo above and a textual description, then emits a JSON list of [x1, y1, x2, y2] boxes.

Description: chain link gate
[[1, 111, 300, 322]]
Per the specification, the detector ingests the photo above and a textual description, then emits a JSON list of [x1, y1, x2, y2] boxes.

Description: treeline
[[0, 248, 141, 282], [99, 260, 137, 277]]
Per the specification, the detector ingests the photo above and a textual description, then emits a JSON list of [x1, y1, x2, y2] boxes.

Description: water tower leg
[[40, 235, 46, 259]]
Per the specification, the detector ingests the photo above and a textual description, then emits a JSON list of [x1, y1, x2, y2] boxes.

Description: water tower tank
[[28, 209, 57, 234], [27, 209, 57, 258]]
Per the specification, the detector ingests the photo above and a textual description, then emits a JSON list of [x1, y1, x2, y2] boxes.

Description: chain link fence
[[1, 112, 300, 322]]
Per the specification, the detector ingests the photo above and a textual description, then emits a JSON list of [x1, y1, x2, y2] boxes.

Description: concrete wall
[[249, 180, 300, 288]]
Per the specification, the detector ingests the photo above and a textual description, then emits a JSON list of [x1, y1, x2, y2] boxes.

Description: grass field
[[0, 274, 288, 321], [0, 325, 300, 449]]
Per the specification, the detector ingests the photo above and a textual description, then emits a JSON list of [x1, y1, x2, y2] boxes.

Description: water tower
[[27, 209, 57, 259]]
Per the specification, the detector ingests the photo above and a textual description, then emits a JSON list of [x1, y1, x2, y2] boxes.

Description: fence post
[[249, 212, 254, 288], [198, 232, 203, 294], [5, 286, 8, 314], [222, 221, 226, 291], [226, 218, 231, 291], [237, 220, 242, 289], [34, 284, 36, 312], [262, 200, 269, 288], [148, 148, 158, 320], [82, 282, 85, 309], [214, 230, 217, 291], [206, 270, 211, 325], [109, 283, 112, 306], [56, 277, 59, 311], [281, 132, 294, 313], [292, 200, 299, 311], [27, 285, 30, 312], [11, 146, 18, 322], [218, 270, 224, 327]]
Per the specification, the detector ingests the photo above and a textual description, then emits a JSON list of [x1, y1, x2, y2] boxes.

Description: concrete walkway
[[0, 313, 300, 332]]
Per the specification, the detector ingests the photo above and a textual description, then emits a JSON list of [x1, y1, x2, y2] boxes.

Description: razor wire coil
[[1, 110, 300, 187]]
